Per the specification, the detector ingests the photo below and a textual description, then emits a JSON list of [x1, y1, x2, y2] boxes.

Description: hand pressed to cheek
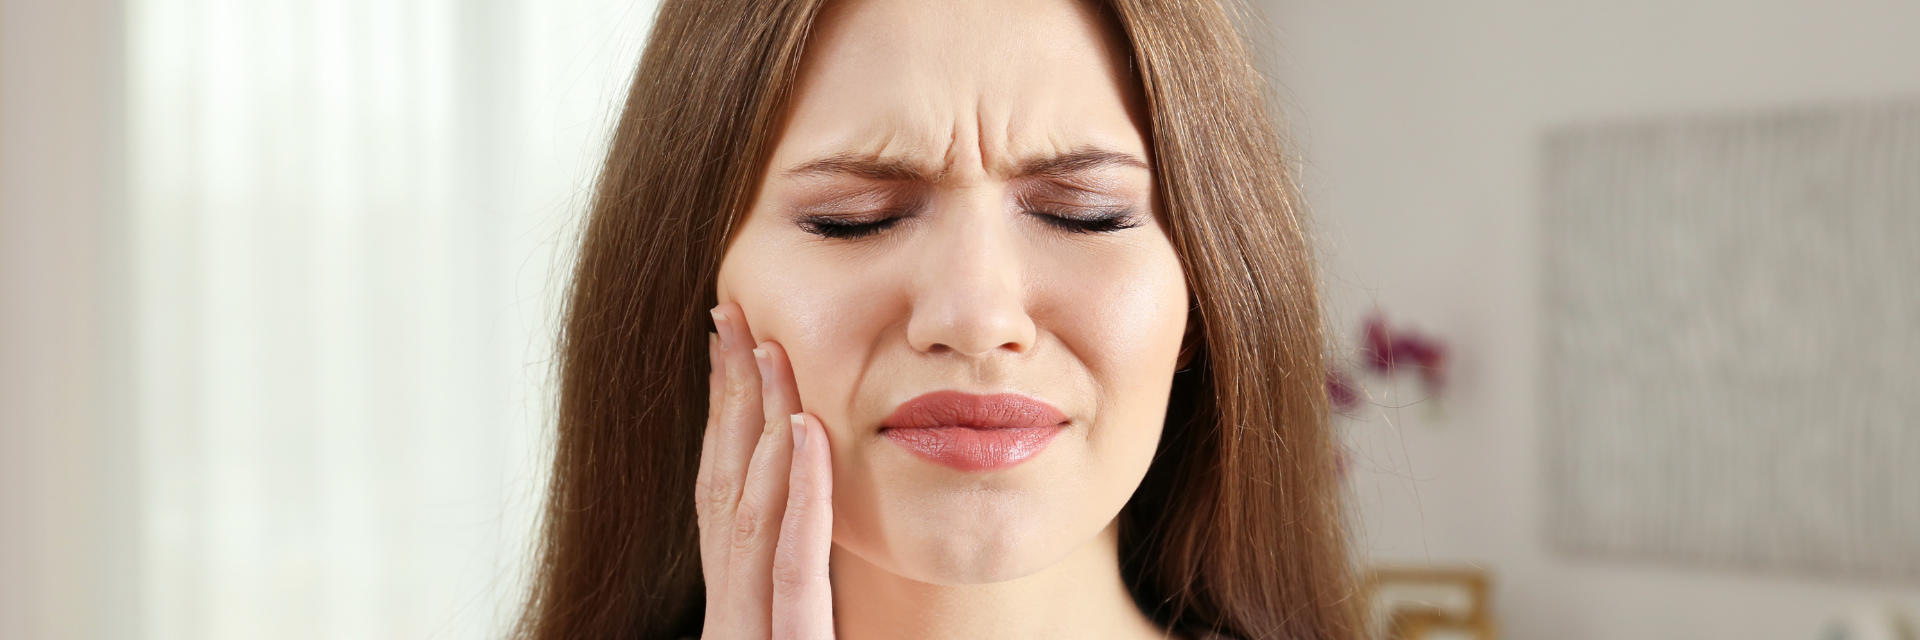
[[697, 299, 839, 638]]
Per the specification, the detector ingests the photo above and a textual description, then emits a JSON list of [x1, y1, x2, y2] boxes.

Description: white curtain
[[125, 0, 657, 637]]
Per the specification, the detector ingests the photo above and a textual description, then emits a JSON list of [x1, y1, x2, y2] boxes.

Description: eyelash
[[798, 209, 1143, 240]]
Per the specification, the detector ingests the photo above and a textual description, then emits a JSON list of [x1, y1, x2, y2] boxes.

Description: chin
[[836, 476, 1106, 586], [888, 517, 1067, 585]]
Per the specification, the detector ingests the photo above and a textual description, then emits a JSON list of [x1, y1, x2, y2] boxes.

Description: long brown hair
[[513, 1, 1364, 638]]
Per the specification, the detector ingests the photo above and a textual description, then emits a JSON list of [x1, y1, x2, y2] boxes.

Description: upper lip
[[882, 390, 1068, 430]]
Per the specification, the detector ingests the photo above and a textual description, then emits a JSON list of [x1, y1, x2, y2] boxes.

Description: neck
[[828, 518, 1174, 640]]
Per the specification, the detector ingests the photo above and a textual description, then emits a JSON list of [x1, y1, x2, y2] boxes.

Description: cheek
[[721, 257, 854, 347], [1048, 241, 1189, 379], [716, 235, 877, 423], [717, 222, 865, 343], [1050, 241, 1187, 463]]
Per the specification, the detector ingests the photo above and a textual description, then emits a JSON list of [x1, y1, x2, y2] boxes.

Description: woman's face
[[715, 0, 1188, 585]]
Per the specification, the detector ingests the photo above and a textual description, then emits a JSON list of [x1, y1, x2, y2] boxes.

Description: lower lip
[[881, 424, 1066, 472]]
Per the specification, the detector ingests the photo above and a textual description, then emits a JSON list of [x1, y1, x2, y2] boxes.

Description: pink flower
[[1363, 313, 1396, 373], [1356, 311, 1448, 392], [1327, 368, 1360, 413]]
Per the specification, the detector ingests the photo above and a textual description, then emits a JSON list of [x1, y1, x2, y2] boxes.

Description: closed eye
[[1033, 208, 1144, 234], [797, 208, 1142, 241], [797, 214, 907, 240]]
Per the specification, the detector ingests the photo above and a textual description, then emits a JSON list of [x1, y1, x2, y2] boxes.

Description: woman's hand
[[698, 302, 836, 639]]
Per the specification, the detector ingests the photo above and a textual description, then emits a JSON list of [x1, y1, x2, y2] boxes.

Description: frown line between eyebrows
[[780, 145, 1150, 184]]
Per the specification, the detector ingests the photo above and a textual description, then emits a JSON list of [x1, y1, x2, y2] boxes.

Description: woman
[[514, 0, 1363, 638]]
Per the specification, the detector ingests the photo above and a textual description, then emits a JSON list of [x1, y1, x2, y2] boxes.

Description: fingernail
[[709, 308, 730, 349], [752, 346, 770, 385], [790, 413, 807, 449]]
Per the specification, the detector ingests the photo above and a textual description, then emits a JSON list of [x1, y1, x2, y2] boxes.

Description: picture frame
[[1362, 564, 1495, 640], [1389, 610, 1498, 640]]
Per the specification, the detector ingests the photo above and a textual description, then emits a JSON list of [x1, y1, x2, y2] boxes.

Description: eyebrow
[[779, 145, 1150, 183]]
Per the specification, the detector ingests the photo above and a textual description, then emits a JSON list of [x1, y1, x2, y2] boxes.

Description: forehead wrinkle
[[774, 0, 1149, 189], [780, 142, 1149, 186], [958, 89, 978, 183], [879, 123, 906, 176], [779, 88, 1146, 185]]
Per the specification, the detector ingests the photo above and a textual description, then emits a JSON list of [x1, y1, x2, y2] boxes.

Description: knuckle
[[771, 548, 822, 592], [722, 391, 759, 424], [728, 512, 762, 552], [725, 365, 759, 398], [694, 476, 736, 518]]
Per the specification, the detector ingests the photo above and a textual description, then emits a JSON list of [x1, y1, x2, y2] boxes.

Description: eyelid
[[792, 208, 917, 240], [1014, 186, 1133, 213], [1027, 203, 1132, 220], [796, 205, 915, 226], [790, 185, 929, 218], [1020, 172, 1139, 199], [1030, 207, 1144, 233], [794, 203, 1144, 240]]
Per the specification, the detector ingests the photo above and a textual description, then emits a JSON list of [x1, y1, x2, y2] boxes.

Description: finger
[[696, 330, 727, 597], [772, 412, 835, 640], [704, 303, 766, 520], [723, 339, 802, 638], [755, 340, 803, 440], [697, 304, 765, 616], [698, 331, 723, 493], [706, 331, 723, 423]]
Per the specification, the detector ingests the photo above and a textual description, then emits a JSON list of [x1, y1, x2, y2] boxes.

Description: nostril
[[927, 341, 1025, 358], [906, 305, 1038, 357]]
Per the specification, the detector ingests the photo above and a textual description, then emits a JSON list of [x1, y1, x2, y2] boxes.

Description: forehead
[[767, 0, 1150, 182]]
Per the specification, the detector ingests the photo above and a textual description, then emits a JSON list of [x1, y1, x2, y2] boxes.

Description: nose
[[903, 192, 1038, 359]]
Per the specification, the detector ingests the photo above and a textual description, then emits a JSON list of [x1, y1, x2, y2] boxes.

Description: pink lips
[[880, 390, 1069, 472]]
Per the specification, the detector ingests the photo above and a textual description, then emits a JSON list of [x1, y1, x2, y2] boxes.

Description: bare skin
[[698, 303, 1178, 639], [697, 305, 836, 638], [694, 0, 1190, 637]]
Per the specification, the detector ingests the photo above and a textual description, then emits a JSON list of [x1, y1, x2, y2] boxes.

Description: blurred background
[[3, 0, 1916, 638]]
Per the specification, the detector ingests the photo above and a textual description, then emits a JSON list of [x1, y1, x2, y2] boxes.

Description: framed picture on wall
[[1363, 565, 1495, 640]]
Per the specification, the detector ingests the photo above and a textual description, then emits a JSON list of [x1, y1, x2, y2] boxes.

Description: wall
[[1253, 1, 1920, 638], [0, 0, 135, 638]]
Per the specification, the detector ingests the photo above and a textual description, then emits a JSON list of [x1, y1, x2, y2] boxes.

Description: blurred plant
[[1326, 310, 1450, 415], [1362, 312, 1447, 391], [1327, 368, 1361, 413], [1327, 311, 1450, 482]]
